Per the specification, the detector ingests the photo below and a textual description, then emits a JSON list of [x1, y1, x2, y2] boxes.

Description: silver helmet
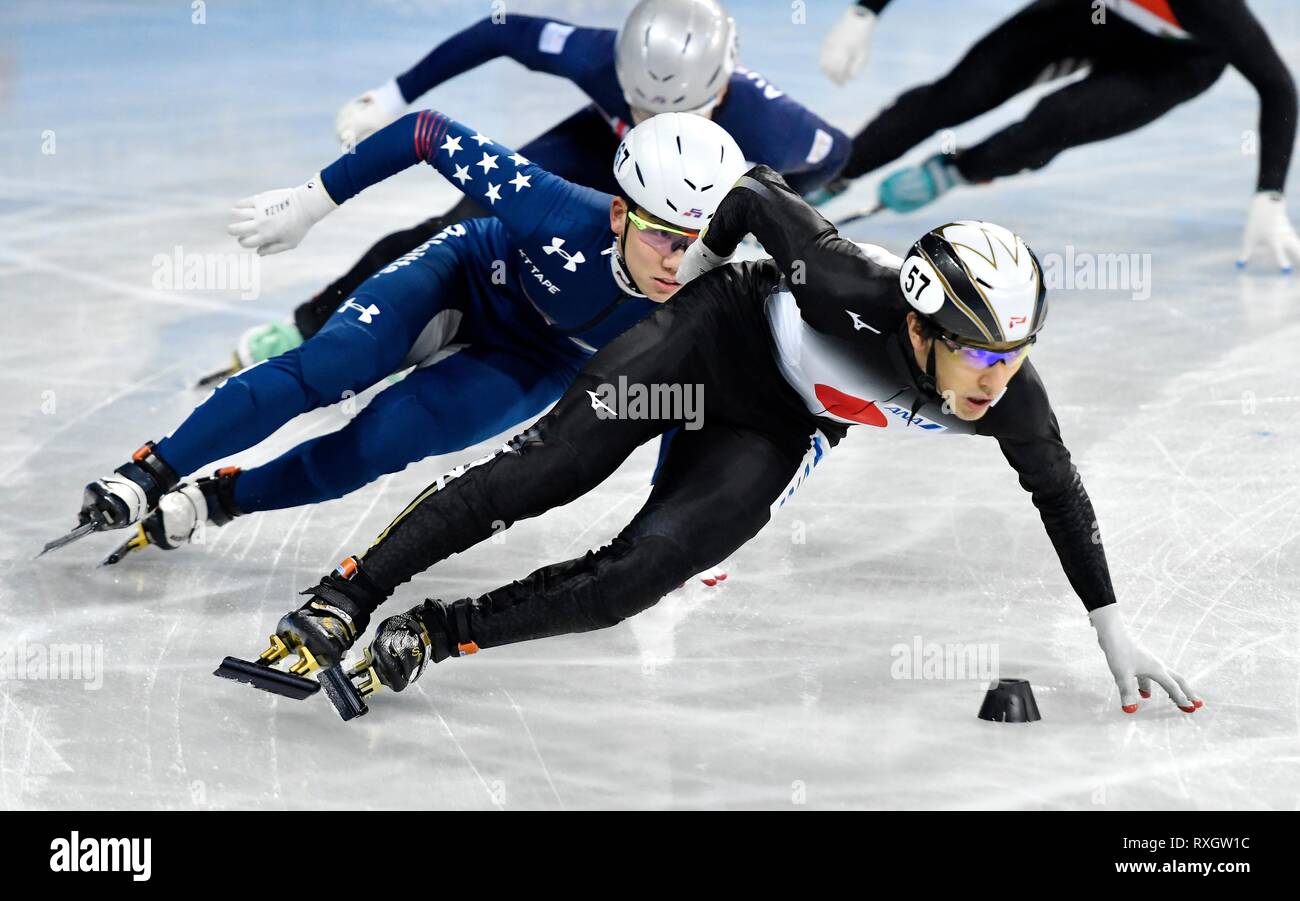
[[615, 0, 738, 117]]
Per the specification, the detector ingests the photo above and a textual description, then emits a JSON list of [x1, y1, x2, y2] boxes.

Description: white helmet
[[613, 112, 748, 230], [615, 0, 738, 117], [898, 220, 1047, 347]]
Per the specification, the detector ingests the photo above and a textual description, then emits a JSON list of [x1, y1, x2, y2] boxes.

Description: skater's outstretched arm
[[395, 15, 610, 107], [980, 365, 1199, 713], [230, 109, 599, 263], [335, 15, 611, 145], [980, 361, 1117, 614], [1175, 0, 1296, 194], [819, 0, 895, 86]]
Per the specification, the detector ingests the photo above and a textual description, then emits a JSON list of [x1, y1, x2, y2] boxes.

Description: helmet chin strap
[[607, 229, 647, 298], [923, 340, 938, 393]]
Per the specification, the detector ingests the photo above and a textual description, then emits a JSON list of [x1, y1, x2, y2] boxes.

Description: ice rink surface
[[1, 0, 1299, 810]]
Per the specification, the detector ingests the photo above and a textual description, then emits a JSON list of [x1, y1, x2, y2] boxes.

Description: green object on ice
[[242, 321, 304, 365]]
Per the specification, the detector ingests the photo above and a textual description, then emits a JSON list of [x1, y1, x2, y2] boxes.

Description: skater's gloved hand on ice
[[819, 5, 876, 86], [1238, 192, 1300, 273], [334, 79, 407, 149], [1090, 604, 1201, 715], [227, 174, 337, 256]]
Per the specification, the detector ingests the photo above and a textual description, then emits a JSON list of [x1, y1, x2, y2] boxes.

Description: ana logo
[[1008, 315, 1027, 327], [543, 237, 586, 272], [882, 403, 946, 431], [338, 298, 381, 324]]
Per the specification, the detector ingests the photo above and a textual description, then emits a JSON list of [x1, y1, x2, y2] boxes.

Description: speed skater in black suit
[[244, 166, 1202, 719]]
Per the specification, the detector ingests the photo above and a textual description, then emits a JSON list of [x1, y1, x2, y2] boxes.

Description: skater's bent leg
[[156, 234, 470, 477], [842, 0, 1082, 178], [295, 196, 486, 339], [234, 347, 573, 512], [955, 51, 1228, 181], [353, 285, 734, 595], [357, 369, 671, 595], [432, 424, 809, 650]]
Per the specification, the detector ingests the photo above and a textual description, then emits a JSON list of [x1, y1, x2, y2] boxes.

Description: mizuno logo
[[846, 310, 880, 333], [587, 389, 616, 416]]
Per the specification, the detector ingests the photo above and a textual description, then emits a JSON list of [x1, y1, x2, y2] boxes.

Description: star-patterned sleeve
[[320, 110, 571, 245]]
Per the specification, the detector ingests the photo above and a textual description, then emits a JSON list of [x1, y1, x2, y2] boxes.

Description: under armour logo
[[543, 237, 585, 272], [339, 298, 381, 324], [586, 390, 616, 416], [845, 310, 880, 334]]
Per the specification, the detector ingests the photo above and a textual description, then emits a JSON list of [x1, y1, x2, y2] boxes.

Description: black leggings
[[842, 0, 1227, 182], [358, 263, 835, 649], [294, 105, 621, 338]]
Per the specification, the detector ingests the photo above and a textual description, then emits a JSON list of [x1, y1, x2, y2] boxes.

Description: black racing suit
[[845, 0, 1297, 193], [336, 165, 1117, 654]]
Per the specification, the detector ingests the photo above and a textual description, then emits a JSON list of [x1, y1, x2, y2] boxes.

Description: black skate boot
[[271, 557, 389, 675], [348, 598, 477, 697], [102, 467, 244, 565], [309, 597, 476, 721]]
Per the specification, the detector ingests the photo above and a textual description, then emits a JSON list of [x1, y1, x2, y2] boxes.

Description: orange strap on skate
[[335, 556, 359, 579]]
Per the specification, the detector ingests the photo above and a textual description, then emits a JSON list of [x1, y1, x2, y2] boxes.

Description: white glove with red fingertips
[[1090, 604, 1201, 715]]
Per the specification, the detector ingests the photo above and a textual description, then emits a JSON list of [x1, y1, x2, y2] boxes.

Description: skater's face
[[907, 313, 1030, 421], [610, 197, 692, 302]]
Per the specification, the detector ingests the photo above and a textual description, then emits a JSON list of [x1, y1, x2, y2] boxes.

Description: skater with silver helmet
[[238, 166, 1199, 720], [213, 0, 849, 381]]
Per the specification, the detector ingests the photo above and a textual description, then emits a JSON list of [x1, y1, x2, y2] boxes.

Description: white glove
[[1090, 604, 1201, 714], [819, 5, 876, 86], [226, 174, 337, 256], [676, 238, 732, 285], [334, 79, 407, 149], [1238, 191, 1300, 273]]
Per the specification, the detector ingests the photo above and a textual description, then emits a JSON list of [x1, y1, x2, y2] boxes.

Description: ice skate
[[101, 467, 242, 565]]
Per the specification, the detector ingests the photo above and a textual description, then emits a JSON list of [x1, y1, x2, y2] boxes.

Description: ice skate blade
[[100, 524, 149, 566], [194, 354, 241, 390], [36, 521, 100, 559], [214, 656, 321, 700], [318, 664, 369, 722]]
